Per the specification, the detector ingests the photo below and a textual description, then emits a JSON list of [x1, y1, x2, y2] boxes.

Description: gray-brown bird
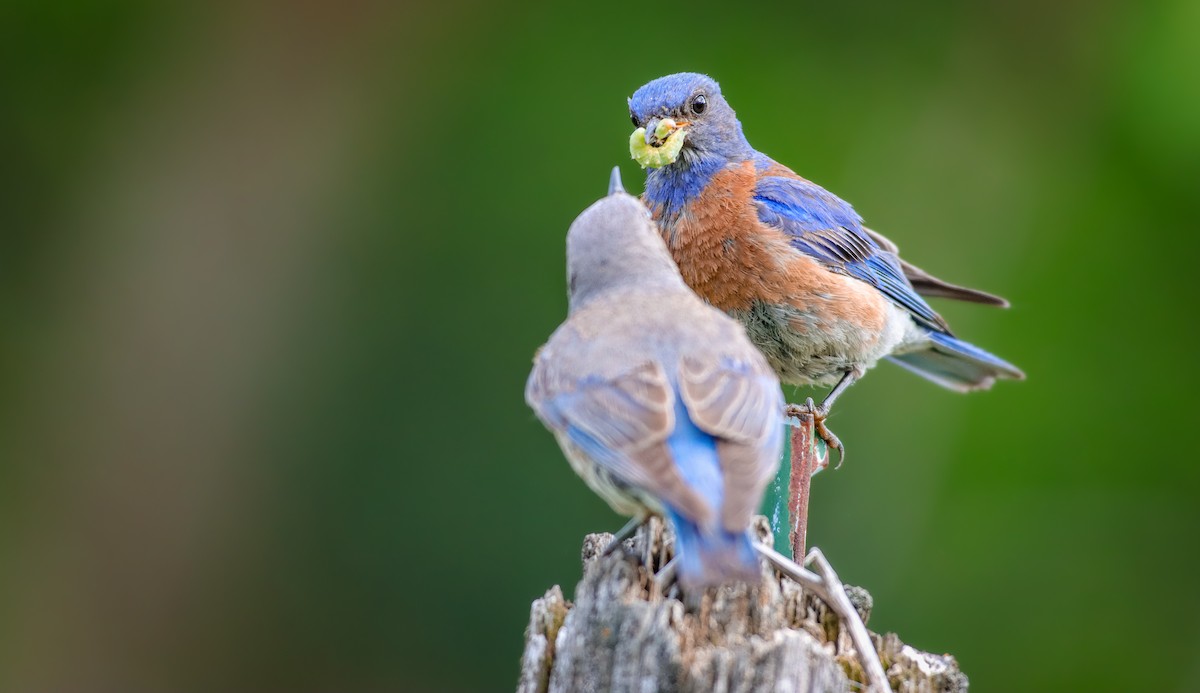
[[526, 168, 783, 587]]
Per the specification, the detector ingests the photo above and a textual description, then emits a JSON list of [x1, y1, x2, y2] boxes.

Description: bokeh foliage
[[1, 1, 1198, 691]]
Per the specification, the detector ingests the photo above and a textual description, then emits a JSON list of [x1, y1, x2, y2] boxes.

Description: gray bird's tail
[[888, 332, 1024, 392], [667, 509, 760, 588]]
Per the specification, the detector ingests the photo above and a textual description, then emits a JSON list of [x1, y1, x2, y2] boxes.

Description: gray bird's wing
[[526, 358, 715, 525], [678, 355, 782, 533]]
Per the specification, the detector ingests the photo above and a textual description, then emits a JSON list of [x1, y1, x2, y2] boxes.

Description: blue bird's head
[[628, 73, 752, 169]]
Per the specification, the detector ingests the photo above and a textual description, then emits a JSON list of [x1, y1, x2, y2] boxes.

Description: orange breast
[[655, 161, 785, 313], [654, 161, 887, 337]]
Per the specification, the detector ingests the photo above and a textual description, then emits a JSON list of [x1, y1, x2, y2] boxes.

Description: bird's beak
[[643, 117, 689, 146], [643, 118, 662, 146], [608, 166, 624, 196], [629, 117, 689, 169]]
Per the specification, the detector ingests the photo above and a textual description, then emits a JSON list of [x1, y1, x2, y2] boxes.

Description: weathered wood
[[518, 518, 967, 693]]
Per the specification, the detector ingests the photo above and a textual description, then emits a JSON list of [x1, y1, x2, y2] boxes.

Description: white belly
[[732, 300, 919, 387]]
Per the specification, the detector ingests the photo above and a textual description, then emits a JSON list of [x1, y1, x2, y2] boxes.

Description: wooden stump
[[517, 518, 968, 693]]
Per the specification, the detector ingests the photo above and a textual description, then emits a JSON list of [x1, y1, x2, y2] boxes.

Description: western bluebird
[[526, 168, 784, 587], [627, 73, 1024, 456]]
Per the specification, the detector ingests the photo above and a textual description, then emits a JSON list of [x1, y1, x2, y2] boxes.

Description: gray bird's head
[[565, 167, 686, 311], [628, 72, 753, 169]]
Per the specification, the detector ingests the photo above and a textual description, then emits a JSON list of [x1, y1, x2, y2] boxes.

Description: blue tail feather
[[663, 399, 760, 587], [667, 508, 760, 588], [889, 331, 1024, 392]]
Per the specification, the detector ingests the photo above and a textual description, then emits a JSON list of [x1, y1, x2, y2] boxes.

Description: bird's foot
[[784, 397, 845, 469]]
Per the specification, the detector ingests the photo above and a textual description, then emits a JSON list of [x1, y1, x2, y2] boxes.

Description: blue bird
[[526, 169, 784, 587], [627, 73, 1024, 455]]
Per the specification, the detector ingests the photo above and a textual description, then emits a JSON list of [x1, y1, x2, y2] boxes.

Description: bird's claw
[[814, 417, 845, 470], [784, 397, 845, 469]]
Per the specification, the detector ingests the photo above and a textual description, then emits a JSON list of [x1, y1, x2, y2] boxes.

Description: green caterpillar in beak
[[630, 118, 687, 169]]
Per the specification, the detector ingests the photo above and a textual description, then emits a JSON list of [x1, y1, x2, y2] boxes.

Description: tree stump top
[[518, 518, 968, 693]]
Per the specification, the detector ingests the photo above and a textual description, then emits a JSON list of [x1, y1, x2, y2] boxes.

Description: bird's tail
[[889, 331, 1024, 393], [667, 509, 760, 589]]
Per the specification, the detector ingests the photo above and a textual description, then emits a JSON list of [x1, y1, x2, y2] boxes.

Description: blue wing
[[753, 174, 951, 334]]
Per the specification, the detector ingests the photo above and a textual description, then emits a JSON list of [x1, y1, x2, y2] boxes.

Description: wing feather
[[527, 359, 714, 524], [862, 226, 1010, 307], [753, 174, 952, 333], [678, 356, 782, 533]]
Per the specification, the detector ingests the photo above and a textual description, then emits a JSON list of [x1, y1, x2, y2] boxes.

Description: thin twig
[[756, 544, 890, 693], [804, 548, 890, 693], [755, 544, 827, 596]]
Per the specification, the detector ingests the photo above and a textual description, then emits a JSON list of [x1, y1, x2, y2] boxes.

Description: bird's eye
[[630, 112, 639, 127], [690, 94, 707, 115]]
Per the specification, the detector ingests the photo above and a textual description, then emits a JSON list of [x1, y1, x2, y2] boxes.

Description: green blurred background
[[2, 0, 1198, 691]]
